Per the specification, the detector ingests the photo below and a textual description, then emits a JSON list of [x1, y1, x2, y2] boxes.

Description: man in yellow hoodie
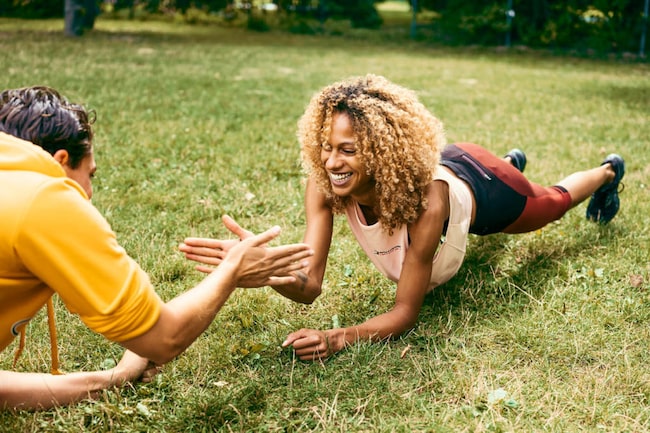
[[0, 86, 313, 410]]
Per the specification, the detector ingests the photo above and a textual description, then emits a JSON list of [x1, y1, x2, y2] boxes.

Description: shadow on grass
[[589, 82, 650, 113], [419, 224, 622, 330]]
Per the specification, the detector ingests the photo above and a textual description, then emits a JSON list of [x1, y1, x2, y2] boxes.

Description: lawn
[[1, 16, 649, 432]]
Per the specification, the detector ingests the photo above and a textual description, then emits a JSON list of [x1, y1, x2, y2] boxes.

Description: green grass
[[1, 17, 649, 432]]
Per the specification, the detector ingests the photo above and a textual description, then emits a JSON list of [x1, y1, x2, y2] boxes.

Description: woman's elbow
[[301, 283, 322, 304], [391, 306, 420, 335], [282, 281, 322, 304]]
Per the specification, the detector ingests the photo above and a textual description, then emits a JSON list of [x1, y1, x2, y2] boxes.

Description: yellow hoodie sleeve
[[16, 178, 162, 343]]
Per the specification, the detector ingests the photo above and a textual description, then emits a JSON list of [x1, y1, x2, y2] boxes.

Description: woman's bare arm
[[283, 181, 450, 360]]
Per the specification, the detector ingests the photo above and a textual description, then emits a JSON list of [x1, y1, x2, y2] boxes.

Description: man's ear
[[52, 149, 70, 166]]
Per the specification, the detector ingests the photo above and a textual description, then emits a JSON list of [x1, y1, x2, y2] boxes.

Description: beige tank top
[[344, 166, 473, 290]]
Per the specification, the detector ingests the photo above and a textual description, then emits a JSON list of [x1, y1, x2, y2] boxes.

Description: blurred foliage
[[1, 0, 647, 53], [0, 0, 63, 18], [421, 0, 647, 52]]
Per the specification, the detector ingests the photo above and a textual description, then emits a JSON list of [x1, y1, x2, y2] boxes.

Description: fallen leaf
[[136, 402, 152, 417], [487, 388, 509, 405], [630, 274, 644, 288], [504, 398, 519, 408]]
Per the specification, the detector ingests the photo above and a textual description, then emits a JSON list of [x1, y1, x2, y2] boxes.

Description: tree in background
[[64, 0, 99, 36], [327, 0, 383, 29], [1, 0, 645, 54]]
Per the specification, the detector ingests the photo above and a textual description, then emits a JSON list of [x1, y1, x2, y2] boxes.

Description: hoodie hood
[[0, 131, 66, 179]]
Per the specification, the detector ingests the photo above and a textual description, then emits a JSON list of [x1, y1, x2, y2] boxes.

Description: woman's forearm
[[271, 270, 321, 304], [283, 304, 420, 362], [328, 305, 420, 353]]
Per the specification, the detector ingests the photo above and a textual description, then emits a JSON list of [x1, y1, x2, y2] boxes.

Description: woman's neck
[[358, 203, 378, 225]]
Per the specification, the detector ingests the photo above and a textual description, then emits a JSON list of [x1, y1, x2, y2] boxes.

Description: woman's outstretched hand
[[179, 215, 255, 273]]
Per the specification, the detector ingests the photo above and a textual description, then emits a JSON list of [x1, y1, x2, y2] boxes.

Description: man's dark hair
[[0, 86, 94, 168]]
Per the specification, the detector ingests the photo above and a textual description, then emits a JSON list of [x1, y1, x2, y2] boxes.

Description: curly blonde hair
[[298, 74, 446, 233]]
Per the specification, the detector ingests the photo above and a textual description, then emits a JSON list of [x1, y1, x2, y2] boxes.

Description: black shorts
[[440, 143, 571, 235]]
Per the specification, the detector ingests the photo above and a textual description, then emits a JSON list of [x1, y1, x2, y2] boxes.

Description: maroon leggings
[[440, 143, 572, 235]]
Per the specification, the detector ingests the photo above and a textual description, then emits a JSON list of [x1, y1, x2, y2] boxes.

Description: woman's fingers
[[222, 215, 255, 240], [256, 247, 312, 285], [242, 225, 282, 247], [191, 246, 224, 257], [180, 238, 233, 269], [182, 248, 226, 262], [283, 329, 329, 361], [268, 243, 314, 259], [181, 237, 222, 249], [183, 244, 311, 272], [182, 226, 312, 284], [266, 275, 299, 286], [194, 264, 216, 274]]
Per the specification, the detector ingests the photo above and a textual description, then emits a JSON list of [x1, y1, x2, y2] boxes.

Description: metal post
[[505, 0, 514, 47], [641, 0, 649, 57], [411, 0, 418, 39], [64, 0, 84, 36]]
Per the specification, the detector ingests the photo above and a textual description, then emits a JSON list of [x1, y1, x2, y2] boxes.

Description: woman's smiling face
[[320, 112, 375, 205]]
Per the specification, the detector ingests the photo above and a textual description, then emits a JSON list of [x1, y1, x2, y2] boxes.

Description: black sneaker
[[505, 148, 527, 173], [586, 154, 625, 224]]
